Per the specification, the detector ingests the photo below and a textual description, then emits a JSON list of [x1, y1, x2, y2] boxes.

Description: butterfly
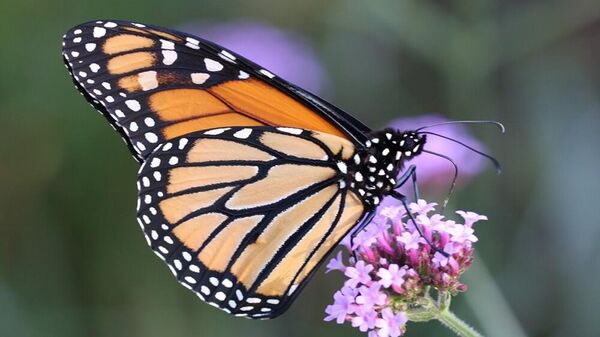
[[61, 20, 431, 319]]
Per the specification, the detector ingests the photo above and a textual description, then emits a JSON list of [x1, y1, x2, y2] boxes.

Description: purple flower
[[377, 264, 407, 289], [409, 199, 438, 215], [375, 308, 408, 337], [447, 224, 478, 244], [380, 206, 404, 219], [352, 306, 379, 332], [430, 218, 456, 232], [325, 285, 358, 324], [396, 231, 424, 251], [355, 282, 387, 307], [351, 224, 381, 250], [326, 251, 346, 273], [324, 199, 483, 336], [345, 261, 375, 287], [456, 210, 488, 227], [180, 20, 328, 94]]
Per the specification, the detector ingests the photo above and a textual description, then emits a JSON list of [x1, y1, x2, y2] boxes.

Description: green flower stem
[[405, 291, 483, 337], [437, 307, 483, 337]]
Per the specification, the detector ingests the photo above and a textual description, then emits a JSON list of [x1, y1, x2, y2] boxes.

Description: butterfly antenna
[[415, 120, 505, 133], [422, 149, 458, 211], [419, 131, 502, 174]]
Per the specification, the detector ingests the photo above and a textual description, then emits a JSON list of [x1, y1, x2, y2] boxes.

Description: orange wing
[[62, 20, 363, 161], [137, 126, 364, 318]]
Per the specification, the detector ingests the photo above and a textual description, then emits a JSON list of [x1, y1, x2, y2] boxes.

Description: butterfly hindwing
[[62, 20, 370, 162], [137, 126, 364, 318]]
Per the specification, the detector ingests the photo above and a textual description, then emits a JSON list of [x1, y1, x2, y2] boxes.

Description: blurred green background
[[1, 0, 599, 336]]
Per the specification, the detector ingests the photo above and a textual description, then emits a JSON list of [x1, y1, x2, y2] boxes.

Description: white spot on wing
[[219, 50, 236, 62], [259, 69, 275, 78], [89, 63, 100, 73], [150, 157, 161, 168], [173, 259, 182, 270], [186, 37, 199, 45], [144, 117, 155, 127], [125, 100, 141, 111], [178, 138, 188, 149], [160, 39, 175, 50], [233, 128, 252, 139], [204, 58, 223, 72], [185, 42, 200, 50], [277, 127, 302, 135], [191, 72, 210, 85], [162, 50, 177, 65], [238, 70, 249, 79], [215, 292, 226, 301], [145, 132, 158, 143], [235, 290, 244, 301], [93, 27, 106, 38], [138, 70, 158, 91], [204, 128, 229, 135]]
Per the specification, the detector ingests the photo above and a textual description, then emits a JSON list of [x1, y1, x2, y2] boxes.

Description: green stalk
[[405, 291, 484, 337], [437, 308, 483, 337]]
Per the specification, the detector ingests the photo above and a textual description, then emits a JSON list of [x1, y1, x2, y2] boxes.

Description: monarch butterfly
[[61, 20, 499, 319]]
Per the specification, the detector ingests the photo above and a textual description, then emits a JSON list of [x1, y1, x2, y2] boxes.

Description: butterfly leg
[[389, 190, 449, 257], [395, 164, 420, 202]]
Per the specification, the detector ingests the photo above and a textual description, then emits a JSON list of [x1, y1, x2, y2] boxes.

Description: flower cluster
[[324, 200, 486, 337]]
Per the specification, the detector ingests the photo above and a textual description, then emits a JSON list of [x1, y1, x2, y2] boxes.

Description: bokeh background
[[1, 0, 599, 336]]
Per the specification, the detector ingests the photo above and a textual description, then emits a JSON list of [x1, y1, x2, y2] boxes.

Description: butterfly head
[[396, 130, 427, 157]]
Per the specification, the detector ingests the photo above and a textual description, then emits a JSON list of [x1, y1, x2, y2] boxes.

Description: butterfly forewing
[[137, 126, 364, 318], [62, 20, 368, 162]]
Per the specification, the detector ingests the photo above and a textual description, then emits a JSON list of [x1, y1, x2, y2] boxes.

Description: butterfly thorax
[[338, 128, 426, 209]]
